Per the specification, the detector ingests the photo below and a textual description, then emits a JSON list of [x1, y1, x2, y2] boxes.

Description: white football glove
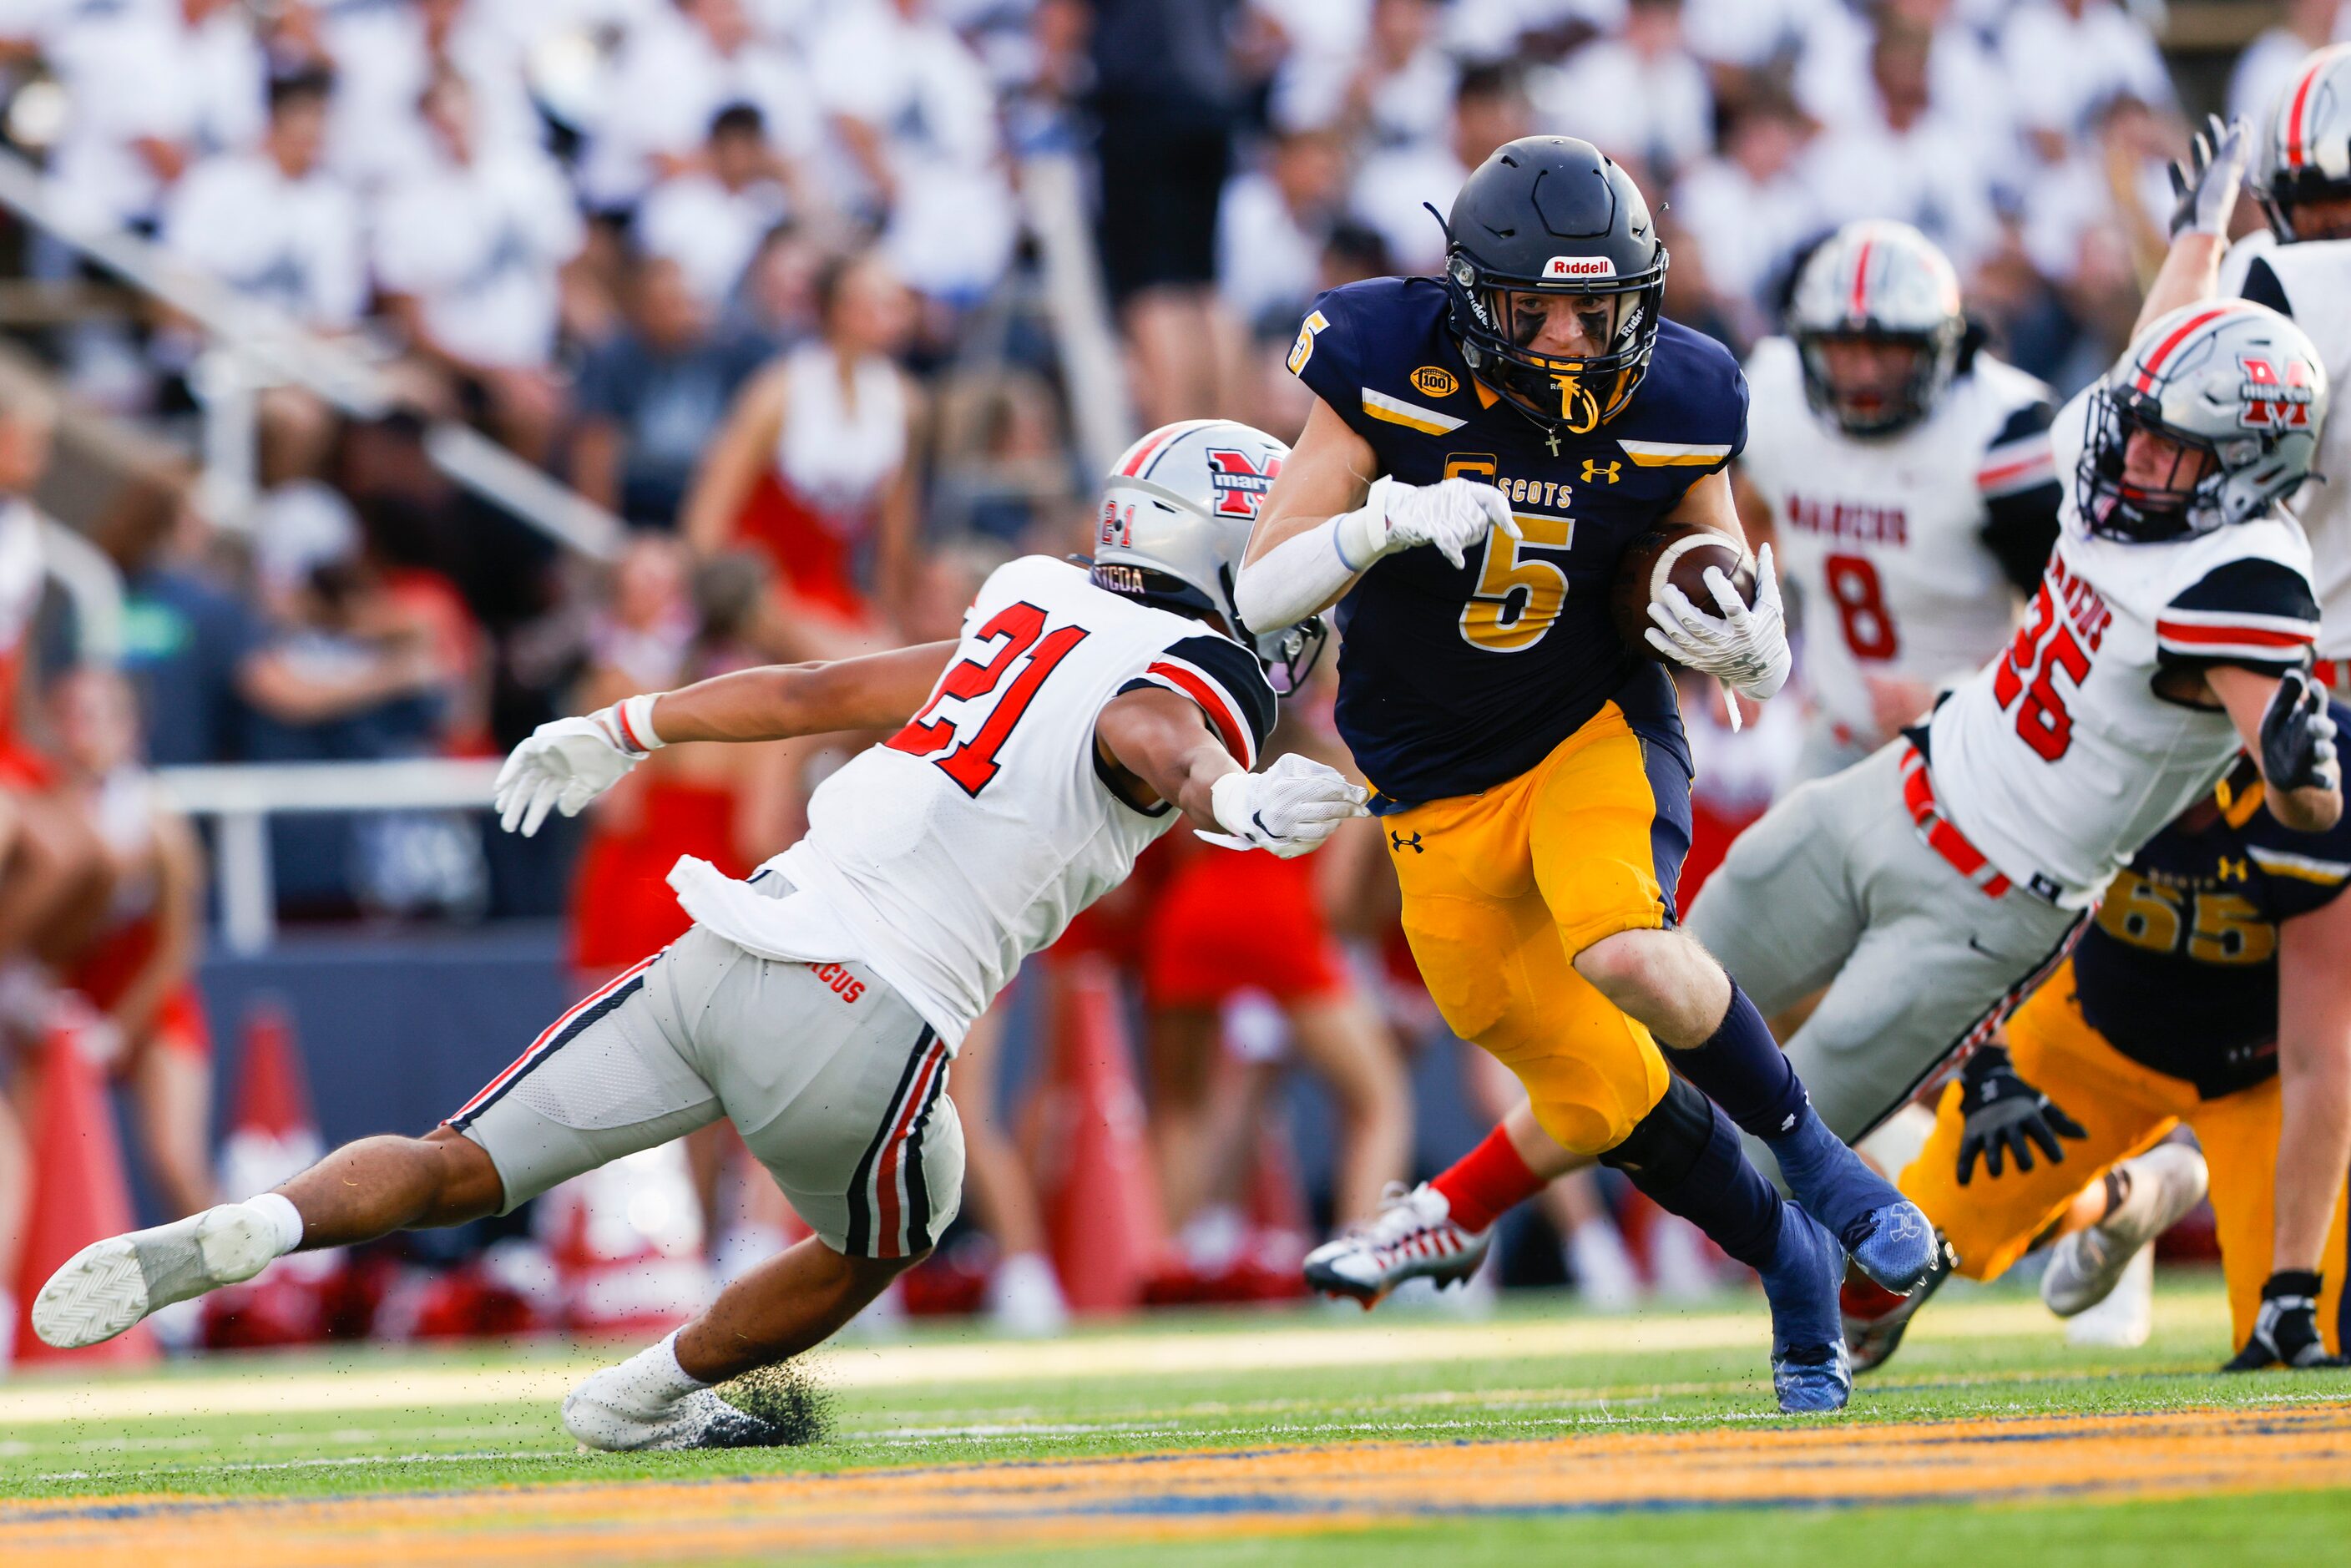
[[1644, 542, 1792, 702], [1198, 752, 1371, 858], [494, 698, 660, 837], [1336, 475, 1519, 571]]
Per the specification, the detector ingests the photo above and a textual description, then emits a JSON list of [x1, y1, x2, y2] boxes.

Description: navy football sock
[[1601, 1075, 1782, 1271], [1666, 979, 1810, 1141]]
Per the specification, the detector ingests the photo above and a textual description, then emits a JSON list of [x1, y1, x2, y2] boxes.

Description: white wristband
[[613, 693, 666, 755], [1209, 770, 1256, 840]]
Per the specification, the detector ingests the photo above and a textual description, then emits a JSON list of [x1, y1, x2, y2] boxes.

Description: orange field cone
[[13, 1012, 158, 1368], [219, 999, 324, 1201], [1035, 957, 1165, 1313]]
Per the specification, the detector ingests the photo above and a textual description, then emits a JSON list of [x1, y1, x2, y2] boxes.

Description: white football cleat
[[2041, 1142, 2208, 1318], [563, 1358, 811, 1453], [987, 1251, 1070, 1338], [2064, 1243, 2154, 1348], [1303, 1182, 1491, 1307], [33, 1204, 282, 1349]]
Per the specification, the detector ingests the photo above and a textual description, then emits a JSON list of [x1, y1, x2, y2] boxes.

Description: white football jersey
[[1926, 389, 2322, 907], [671, 555, 1275, 1047], [2222, 232, 2351, 657], [1742, 336, 2060, 751]]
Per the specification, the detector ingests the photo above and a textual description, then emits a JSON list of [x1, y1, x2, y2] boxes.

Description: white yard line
[[0, 1297, 2223, 1428]]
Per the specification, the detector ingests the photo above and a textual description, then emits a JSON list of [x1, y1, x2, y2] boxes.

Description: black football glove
[[1954, 1044, 2088, 1185], [2259, 668, 2341, 796], [2167, 113, 2248, 239], [2223, 1271, 2349, 1370]]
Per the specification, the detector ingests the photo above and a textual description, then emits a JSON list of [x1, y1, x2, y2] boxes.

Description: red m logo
[[1204, 448, 1282, 518], [2239, 354, 2315, 432]]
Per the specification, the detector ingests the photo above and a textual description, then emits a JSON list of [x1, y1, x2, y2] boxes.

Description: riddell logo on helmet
[[1544, 256, 1616, 280]]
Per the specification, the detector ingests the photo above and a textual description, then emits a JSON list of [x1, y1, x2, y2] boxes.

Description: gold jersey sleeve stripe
[[1616, 439, 1734, 467], [1360, 387, 1468, 436], [2247, 844, 2351, 885]]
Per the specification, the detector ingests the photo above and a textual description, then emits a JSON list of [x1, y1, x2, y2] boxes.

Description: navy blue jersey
[[2070, 723, 2351, 1099], [1289, 276, 1745, 806]]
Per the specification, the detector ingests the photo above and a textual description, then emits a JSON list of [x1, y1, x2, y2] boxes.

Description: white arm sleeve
[[1232, 480, 1391, 631]]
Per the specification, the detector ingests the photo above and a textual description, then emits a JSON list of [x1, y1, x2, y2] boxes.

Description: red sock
[[1431, 1125, 1543, 1234]]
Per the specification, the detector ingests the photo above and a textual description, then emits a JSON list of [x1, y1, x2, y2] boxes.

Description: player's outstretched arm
[[2208, 665, 2343, 833], [1236, 395, 1516, 630], [2134, 114, 2248, 336], [1092, 686, 1367, 857], [2271, 890, 2351, 1295], [495, 641, 959, 836]]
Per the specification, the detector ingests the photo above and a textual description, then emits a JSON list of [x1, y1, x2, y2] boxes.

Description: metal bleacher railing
[[0, 139, 1134, 951]]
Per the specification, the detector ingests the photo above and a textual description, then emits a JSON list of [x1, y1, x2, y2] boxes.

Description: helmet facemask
[[1795, 326, 1957, 436], [1445, 251, 1667, 435], [2077, 388, 2231, 542]]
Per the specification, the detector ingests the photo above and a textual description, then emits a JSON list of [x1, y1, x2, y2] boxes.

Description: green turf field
[[3, 1270, 2348, 1565]]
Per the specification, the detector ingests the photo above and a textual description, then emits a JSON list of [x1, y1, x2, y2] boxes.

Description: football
[[1609, 522, 1758, 659]]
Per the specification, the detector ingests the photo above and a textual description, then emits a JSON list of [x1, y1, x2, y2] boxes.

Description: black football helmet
[[1439, 136, 1668, 434]]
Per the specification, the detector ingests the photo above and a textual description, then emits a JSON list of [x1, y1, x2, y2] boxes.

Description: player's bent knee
[[418, 1126, 508, 1224], [1572, 928, 1721, 1037]]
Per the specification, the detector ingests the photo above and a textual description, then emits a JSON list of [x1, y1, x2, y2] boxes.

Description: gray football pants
[[447, 884, 963, 1261], [1686, 741, 2083, 1151]]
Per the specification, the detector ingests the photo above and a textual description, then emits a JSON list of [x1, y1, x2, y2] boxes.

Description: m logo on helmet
[[1204, 448, 1282, 518], [2239, 354, 2315, 432], [1544, 255, 1617, 281]]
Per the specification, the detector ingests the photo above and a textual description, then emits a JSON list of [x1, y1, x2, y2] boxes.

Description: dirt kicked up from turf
[[2, 1402, 2347, 1565]]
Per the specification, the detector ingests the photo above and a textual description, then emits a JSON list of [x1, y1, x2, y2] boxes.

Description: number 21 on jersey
[[887, 601, 1089, 795]]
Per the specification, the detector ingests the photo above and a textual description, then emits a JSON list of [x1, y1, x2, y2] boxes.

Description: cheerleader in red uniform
[[1140, 701, 1410, 1235], [48, 665, 213, 1220], [680, 250, 920, 659]]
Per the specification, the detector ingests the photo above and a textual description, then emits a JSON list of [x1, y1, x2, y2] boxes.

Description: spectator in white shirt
[[1532, 0, 1711, 180], [2229, 1, 2348, 130], [1274, 0, 1453, 155], [1671, 92, 1820, 344], [2000, 0, 2173, 164], [636, 104, 797, 312], [581, 0, 822, 212], [320, 0, 542, 192], [164, 70, 364, 334], [1217, 126, 1347, 336], [809, 0, 1016, 302], [1351, 63, 1530, 276], [43, 0, 268, 235], [374, 72, 586, 459], [1796, 0, 2013, 182], [1802, 18, 1998, 273], [1678, 0, 1825, 74]]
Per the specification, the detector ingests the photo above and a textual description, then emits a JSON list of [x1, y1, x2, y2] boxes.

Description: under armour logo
[[1581, 459, 1620, 483], [1390, 831, 1423, 854], [2217, 857, 2250, 883]]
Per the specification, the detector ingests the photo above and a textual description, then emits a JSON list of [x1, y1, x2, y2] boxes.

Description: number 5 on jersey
[[887, 601, 1090, 796]]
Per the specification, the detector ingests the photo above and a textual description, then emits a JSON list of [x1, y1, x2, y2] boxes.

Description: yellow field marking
[[0, 1296, 2207, 1428], [1, 1400, 2342, 1565]]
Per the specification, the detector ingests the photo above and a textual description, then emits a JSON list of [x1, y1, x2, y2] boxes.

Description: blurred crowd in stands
[[0, 0, 2283, 1353]]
